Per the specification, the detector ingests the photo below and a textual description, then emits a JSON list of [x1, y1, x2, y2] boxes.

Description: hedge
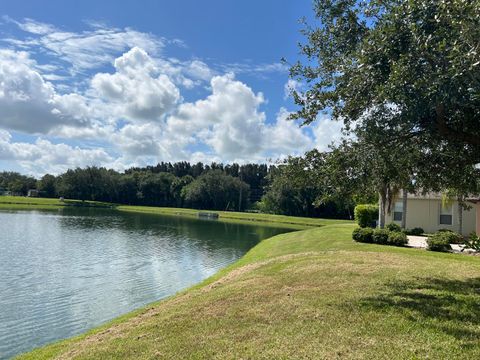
[[352, 227, 374, 243], [354, 204, 379, 228], [386, 222, 401, 232], [387, 231, 408, 246], [427, 232, 453, 252], [352, 227, 406, 247], [372, 229, 390, 244], [404, 227, 424, 236]]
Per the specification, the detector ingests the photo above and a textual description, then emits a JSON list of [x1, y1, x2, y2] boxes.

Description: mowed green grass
[[18, 223, 480, 359], [116, 205, 351, 229], [0, 196, 112, 210], [0, 196, 351, 229]]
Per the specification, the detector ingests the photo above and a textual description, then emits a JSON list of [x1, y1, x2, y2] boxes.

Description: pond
[[0, 208, 293, 359]]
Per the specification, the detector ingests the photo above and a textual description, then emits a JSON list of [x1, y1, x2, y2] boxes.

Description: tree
[[181, 170, 250, 211], [260, 157, 320, 217], [137, 172, 177, 206], [289, 0, 480, 192], [0, 171, 36, 195], [37, 174, 57, 198]]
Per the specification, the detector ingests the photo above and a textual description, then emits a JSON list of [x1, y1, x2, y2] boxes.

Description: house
[[27, 189, 39, 197], [384, 191, 477, 236]]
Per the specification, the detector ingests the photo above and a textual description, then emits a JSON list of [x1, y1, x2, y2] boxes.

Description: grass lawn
[[17, 223, 480, 359], [0, 196, 113, 210], [116, 205, 351, 229], [0, 196, 351, 229]]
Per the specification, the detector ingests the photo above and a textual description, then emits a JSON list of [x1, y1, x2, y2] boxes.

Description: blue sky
[[0, 0, 342, 176]]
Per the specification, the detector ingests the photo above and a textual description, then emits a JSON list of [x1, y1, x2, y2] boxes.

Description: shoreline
[[0, 196, 352, 230], [5, 198, 480, 359]]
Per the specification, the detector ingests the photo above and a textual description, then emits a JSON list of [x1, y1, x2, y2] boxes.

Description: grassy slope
[[18, 223, 480, 359]]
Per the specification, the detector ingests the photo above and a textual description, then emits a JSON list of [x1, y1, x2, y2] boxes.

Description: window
[[393, 201, 403, 222], [439, 204, 453, 225]]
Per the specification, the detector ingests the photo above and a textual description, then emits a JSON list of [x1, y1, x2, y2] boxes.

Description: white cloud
[[0, 130, 113, 175], [312, 115, 345, 151], [91, 47, 180, 122], [0, 17, 349, 174], [184, 60, 215, 81], [5, 18, 164, 74], [265, 108, 313, 156], [0, 49, 91, 134], [112, 122, 188, 162], [167, 73, 266, 161]]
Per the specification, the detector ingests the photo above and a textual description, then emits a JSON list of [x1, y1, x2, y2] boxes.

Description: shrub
[[354, 204, 379, 228], [464, 233, 480, 251], [440, 231, 463, 244], [352, 227, 374, 243], [427, 233, 452, 252], [386, 222, 401, 232], [405, 228, 425, 236], [372, 229, 390, 245], [387, 231, 408, 247]]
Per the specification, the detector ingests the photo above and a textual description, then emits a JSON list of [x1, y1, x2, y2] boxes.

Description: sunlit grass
[[17, 223, 480, 359]]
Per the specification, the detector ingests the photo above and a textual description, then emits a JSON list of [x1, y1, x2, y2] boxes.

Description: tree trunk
[[401, 189, 408, 229], [458, 198, 463, 235], [379, 189, 387, 229]]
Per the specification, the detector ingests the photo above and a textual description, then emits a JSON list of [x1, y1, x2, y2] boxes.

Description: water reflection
[[0, 208, 292, 359]]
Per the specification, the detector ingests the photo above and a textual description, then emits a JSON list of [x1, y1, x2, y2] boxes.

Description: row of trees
[[0, 156, 372, 219], [1, 161, 361, 217], [32, 167, 252, 211]]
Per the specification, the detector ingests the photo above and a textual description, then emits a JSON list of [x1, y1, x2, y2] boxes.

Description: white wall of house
[[384, 196, 476, 235]]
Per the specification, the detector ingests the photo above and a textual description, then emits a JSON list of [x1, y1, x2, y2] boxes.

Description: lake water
[[0, 208, 292, 359]]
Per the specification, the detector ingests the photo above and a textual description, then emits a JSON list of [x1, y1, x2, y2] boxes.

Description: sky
[[0, 0, 343, 177]]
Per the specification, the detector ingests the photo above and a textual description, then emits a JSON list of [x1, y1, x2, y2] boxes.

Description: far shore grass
[[0, 196, 113, 210], [15, 219, 480, 359], [0, 196, 352, 229]]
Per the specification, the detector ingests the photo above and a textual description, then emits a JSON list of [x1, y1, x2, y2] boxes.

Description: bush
[[354, 204, 379, 228], [388, 231, 408, 246], [427, 233, 453, 252], [464, 233, 480, 251], [440, 231, 463, 244], [386, 222, 401, 232], [372, 228, 390, 245], [407, 227, 424, 236], [352, 227, 374, 243]]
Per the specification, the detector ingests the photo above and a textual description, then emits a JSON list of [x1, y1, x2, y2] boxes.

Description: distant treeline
[[0, 160, 357, 218]]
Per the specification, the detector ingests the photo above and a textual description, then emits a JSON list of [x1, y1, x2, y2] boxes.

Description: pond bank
[[0, 196, 351, 229], [18, 222, 480, 359]]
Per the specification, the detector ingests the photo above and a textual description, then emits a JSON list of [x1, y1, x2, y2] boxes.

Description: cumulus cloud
[[0, 49, 91, 134], [0, 17, 349, 174], [91, 47, 180, 122], [265, 108, 313, 156], [167, 73, 266, 160], [312, 115, 345, 151], [0, 130, 113, 175]]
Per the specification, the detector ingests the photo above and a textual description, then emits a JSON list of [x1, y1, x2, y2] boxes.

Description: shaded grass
[[17, 224, 480, 359]]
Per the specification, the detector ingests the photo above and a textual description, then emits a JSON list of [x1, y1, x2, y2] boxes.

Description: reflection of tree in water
[[56, 208, 293, 253]]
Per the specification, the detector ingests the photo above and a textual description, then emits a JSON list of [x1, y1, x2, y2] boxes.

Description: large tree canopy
[[290, 0, 480, 163]]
